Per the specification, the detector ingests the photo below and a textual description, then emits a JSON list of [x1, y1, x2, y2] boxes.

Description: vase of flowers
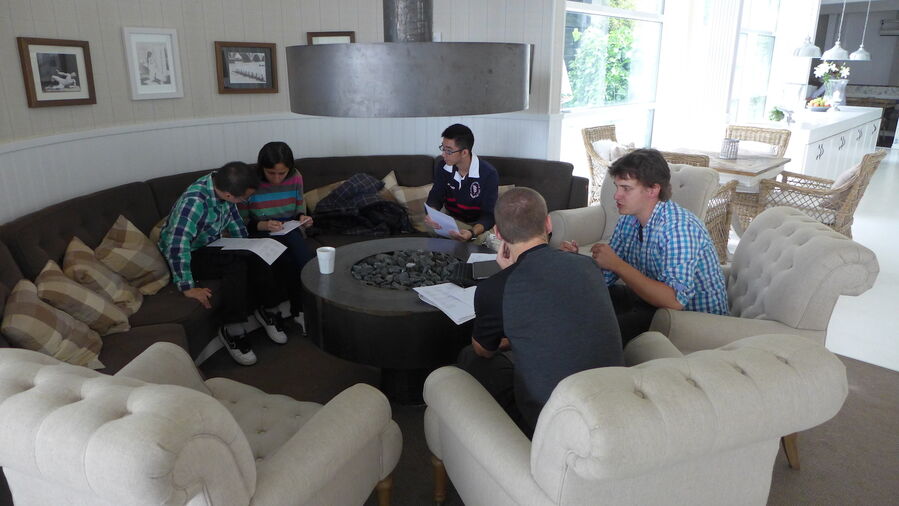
[[814, 61, 850, 107]]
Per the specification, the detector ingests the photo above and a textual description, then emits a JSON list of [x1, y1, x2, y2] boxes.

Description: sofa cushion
[[1, 280, 103, 368], [35, 261, 131, 336], [305, 180, 345, 213], [0, 182, 161, 279], [95, 215, 170, 295], [0, 241, 24, 318], [390, 183, 433, 232], [145, 169, 209, 218], [97, 323, 190, 374], [296, 155, 435, 190], [480, 156, 575, 212], [129, 281, 222, 357], [63, 237, 143, 315], [821, 162, 861, 210]]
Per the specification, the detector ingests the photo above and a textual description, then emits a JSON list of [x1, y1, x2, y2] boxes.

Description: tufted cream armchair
[[649, 206, 879, 353], [0, 342, 402, 506], [424, 334, 848, 506], [548, 163, 719, 254]]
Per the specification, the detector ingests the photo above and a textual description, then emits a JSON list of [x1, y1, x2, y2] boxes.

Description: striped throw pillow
[[305, 180, 346, 213], [96, 215, 170, 295], [1, 280, 104, 369], [390, 183, 433, 232], [63, 237, 143, 316], [36, 260, 130, 336]]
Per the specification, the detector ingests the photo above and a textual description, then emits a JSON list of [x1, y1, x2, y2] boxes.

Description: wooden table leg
[[432, 454, 448, 504], [376, 474, 393, 506], [782, 433, 800, 470]]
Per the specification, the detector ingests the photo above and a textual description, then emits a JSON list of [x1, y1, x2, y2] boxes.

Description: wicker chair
[[724, 125, 792, 157], [659, 151, 736, 264], [757, 150, 887, 238], [581, 124, 617, 205]]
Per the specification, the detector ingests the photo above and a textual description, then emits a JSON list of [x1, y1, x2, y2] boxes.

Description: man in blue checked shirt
[[561, 149, 727, 344]]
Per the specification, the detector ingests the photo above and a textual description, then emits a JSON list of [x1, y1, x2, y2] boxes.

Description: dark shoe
[[218, 326, 257, 365], [255, 308, 288, 344]]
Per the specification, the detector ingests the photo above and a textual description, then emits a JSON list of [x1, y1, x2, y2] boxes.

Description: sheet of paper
[[467, 253, 497, 263], [424, 204, 460, 238], [269, 220, 302, 236], [413, 283, 477, 325], [207, 237, 287, 265]]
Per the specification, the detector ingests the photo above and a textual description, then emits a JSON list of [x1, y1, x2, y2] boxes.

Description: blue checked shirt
[[605, 200, 728, 314], [158, 174, 248, 291]]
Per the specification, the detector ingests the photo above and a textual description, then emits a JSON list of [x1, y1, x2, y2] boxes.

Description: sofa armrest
[[115, 341, 211, 395], [423, 366, 554, 505], [548, 206, 607, 249], [251, 383, 401, 506], [624, 331, 685, 366], [649, 309, 826, 354]]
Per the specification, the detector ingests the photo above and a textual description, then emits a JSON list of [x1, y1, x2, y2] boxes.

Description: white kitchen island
[[780, 106, 882, 180]]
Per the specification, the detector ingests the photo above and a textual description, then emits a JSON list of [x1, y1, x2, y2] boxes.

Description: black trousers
[[270, 229, 314, 315], [457, 345, 533, 438], [608, 284, 657, 346], [190, 247, 284, 325]]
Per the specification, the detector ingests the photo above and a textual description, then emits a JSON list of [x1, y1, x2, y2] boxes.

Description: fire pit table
[[301, 237, 493, 404]]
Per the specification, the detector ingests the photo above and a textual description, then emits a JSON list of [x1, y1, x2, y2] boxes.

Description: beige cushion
[[738, 140, 778, 156], [96, 215, 171, 295], [390, 183, 433, 232], [1, 280, 103, 368], [35, 261, 130, 336], [498, 184, 515, 196], [305, 180, 345, 213], [148, 217, 167, 244], [63, 237, 143, 315], [821, 162, 860, 210], [591, 139, 634, 162], [379, 171, 399, 203]]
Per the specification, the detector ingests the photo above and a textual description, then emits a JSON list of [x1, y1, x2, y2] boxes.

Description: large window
[[559, 1, 664, 178], [729, 0, 780, 123]]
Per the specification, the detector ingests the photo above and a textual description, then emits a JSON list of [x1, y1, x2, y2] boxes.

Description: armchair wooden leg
[[781, 433, 800, 470], [376, 474, 393, 506], [432, 454, 448, 504]]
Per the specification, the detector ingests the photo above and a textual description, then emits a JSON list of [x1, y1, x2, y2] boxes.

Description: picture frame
[[306, 31, 356, 45], [16, 37, 96, 108], [122, 27, 184, 100], [214, 41, 278, 94]]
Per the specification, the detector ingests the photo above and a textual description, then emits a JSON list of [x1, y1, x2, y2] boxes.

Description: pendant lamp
[[822, 0, 849, 60], [850, 0, 872, 61], [794, 36, 822, 58]]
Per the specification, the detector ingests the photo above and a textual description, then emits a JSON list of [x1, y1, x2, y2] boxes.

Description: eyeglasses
[[438, 145, 463, 155]]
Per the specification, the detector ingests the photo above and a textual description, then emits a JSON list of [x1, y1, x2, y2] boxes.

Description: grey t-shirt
[[473, 244, 623, 429]]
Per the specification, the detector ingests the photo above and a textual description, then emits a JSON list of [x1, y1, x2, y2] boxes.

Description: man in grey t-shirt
[[458, 187, 623, 437]]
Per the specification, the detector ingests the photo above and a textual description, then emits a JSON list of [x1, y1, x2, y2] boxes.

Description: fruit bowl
[[808, 106, 830, 112]]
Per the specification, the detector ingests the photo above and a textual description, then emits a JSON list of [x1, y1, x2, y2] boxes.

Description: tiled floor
[[728, 148, 899, 372], [825, 147, 899, 372]]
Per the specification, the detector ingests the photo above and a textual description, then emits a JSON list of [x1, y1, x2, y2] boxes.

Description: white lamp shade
[[822, 40, 849, 60], [795, 36, 822, 58], [850, 45, 871, 61]]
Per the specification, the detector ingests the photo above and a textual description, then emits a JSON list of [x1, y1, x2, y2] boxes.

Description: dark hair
[[494, 187, 548, 244], [441, 123, 475, 152], [212, 161, 260, 196], [257, 141, 296, 175], [608, 148, 672, 201]]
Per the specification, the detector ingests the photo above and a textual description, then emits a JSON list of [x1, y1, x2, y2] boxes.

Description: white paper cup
[[317, 246, 336, 274]]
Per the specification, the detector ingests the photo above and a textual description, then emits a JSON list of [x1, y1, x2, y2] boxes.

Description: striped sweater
[[239, 172, 306, 224]]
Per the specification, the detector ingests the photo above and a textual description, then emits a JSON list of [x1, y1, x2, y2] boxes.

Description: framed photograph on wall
[[16, 37, 96, 108], [214, 41, 277, 94], [306, 31, 356, 45], [122, 27, 184, 100]]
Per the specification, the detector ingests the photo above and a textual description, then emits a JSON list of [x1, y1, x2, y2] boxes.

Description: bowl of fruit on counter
[[806, 97, 830, 112]]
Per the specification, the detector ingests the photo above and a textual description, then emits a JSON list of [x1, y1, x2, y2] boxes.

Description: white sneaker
[[218, 327, 257, 366], [255, 308, 288, 344]]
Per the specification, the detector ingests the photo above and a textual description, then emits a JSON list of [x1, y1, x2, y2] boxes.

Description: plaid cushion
[[148, 217, 167, 244], [379, 171, 399, 203], [390, 183, 433, 232], [63, 237, 143, 315], [96, 215, 170, 295], [1, 280, 104, 368], [305, 180, 346, 213], [36, 260, 130, 336]]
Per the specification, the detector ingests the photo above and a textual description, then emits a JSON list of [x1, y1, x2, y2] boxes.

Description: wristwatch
[[468, 230, 478, 241]]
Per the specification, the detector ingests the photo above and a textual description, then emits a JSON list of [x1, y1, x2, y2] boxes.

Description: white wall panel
[[0, 113, 552, 223]]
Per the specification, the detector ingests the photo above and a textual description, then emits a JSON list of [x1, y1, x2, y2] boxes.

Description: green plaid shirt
[[158, 174, 247, 290]]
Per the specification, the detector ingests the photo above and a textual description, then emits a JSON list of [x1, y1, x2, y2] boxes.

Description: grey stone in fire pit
[[351, 249, 460, 289]]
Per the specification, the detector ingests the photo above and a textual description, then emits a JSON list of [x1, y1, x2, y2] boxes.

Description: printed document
[[269, 220, 303, 236], [467, 253, 497, 263], [424, 204, 460, 238], [413, 283, 477, 325], [208, 238, 287, 265]]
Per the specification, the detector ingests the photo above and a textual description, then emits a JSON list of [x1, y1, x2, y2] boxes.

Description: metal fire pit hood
[[285, 0, 530, 118]]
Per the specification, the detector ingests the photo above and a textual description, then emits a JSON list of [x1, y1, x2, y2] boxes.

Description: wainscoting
[[0, 112, 554, 224]]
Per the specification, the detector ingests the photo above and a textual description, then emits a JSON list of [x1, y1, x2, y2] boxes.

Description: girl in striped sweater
[[239, 141, 314, 335]]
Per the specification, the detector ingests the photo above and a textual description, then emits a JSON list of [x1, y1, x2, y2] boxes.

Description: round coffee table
[[301, 237, 492, 404]]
